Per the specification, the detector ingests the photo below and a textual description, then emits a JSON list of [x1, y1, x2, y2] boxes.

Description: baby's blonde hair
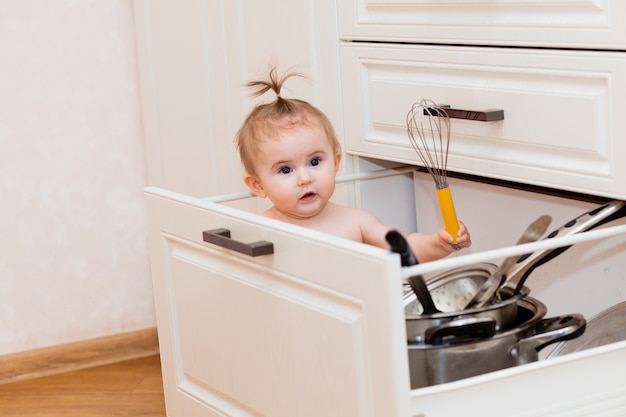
[[234, 67, 341, 176]]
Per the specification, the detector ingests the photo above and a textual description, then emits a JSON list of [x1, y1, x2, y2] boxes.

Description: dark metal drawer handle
[[424, 105, 504, 121], [202, 228, 274, 257]]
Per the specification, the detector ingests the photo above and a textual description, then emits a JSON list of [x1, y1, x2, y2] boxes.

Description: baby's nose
[[297, 168, 313, 185]]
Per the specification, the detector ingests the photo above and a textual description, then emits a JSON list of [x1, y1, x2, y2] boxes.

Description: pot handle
[[515, 314, 586, 354], [424, 317, 497, 345]]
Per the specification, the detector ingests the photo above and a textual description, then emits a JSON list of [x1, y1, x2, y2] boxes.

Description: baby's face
[[244, 125, 340, 220]]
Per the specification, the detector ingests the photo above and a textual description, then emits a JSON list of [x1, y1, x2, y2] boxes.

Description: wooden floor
[[0, 355, 166, 417]]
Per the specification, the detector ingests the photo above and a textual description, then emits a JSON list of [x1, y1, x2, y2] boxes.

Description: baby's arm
[[359, 209, 471, 262], [406, 221, 471, 262]]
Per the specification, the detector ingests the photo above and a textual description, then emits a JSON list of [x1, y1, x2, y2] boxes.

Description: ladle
[[385, 230, 440, 314], [464, 215, 552, 309]]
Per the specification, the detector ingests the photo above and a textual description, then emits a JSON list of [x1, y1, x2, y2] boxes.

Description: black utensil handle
[[423, 104, 504, 121], [385, 230, 418, 266], [202, 228, 274, 257], [408, 275, 440, 315]]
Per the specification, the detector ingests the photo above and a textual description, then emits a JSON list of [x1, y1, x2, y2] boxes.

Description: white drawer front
[[340, 44, 626, 199], [144, 187, 411, 417], [338, 0, 626, 49]]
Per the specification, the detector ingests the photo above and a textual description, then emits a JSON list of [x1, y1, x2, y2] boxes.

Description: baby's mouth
[[300, 191, 316, 201]]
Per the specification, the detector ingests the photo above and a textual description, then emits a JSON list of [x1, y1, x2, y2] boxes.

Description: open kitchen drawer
[[145, 184, 626, 417], [144, 186, 412, 417]]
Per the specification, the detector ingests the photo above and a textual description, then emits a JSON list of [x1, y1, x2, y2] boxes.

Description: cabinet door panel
[[338, 0, 626, 49], [144, 187, 410, 417], [340, 44, 626, 199]]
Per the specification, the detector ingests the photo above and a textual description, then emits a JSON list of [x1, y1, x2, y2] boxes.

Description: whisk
[[406, 99, 460, 245]]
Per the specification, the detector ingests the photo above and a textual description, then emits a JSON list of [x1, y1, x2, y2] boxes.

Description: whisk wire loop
[[406, 99, 451, 190]]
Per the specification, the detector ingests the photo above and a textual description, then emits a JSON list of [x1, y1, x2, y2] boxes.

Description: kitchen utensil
[[407, 296, 586, 388], [407, 276, 440, 315], [385, 229, 417, 267], [406, 99, 460, 245], [547, 301, 626, 358], [498, 200, 626, 299], [464, 214, 552, 309], [386, 230, 440, 314]]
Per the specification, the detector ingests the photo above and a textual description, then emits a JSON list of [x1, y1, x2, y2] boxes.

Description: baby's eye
[[309, 157, 321, 167], [278, 166, 292, 175]]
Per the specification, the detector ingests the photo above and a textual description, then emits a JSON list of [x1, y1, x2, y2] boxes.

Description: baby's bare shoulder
[[332, 204, 378, 222], [339, 205, 393, 248], [334, 204, 389, 241]]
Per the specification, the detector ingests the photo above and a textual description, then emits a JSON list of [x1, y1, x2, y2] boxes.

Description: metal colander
[[404, 263, 497, 314]]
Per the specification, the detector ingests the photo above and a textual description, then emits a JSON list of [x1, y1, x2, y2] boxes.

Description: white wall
[[0, 0, 155, 355]]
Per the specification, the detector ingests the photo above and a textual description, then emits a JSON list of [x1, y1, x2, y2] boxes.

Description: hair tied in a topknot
[[246, 66, 304, 102]]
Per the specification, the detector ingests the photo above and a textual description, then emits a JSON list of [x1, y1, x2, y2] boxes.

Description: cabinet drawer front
[[144, 188, 410, 417], [340, 44, 626, 198], [338, 0, 626, 49]]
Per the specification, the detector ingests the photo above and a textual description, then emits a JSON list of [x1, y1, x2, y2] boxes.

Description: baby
[[234, 68, 471, 262]]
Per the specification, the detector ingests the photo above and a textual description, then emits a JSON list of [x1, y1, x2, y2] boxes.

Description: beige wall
[[0, 0, 155, 354]]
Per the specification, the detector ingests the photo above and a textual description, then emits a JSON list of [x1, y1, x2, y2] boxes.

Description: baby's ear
[[244, 174, 267, 198], [334, 151, 343, 173]]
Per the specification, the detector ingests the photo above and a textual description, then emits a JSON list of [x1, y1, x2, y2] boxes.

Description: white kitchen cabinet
[[337, 0, 626, 50], [340, 43, 626, 199], [136, 1, 626, 416], [145, 184, 626, 417], [338, 0, 626, 200]]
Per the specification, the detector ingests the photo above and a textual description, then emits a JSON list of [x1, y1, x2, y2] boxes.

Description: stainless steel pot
[[404, 263, 529, 342], [407, 297, 586, 389]]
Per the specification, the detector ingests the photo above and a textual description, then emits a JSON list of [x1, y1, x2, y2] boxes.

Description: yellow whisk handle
[[436, 185, 460, 244]]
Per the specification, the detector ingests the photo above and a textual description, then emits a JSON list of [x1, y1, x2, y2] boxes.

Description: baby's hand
[[439, 221, 471, 251]]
